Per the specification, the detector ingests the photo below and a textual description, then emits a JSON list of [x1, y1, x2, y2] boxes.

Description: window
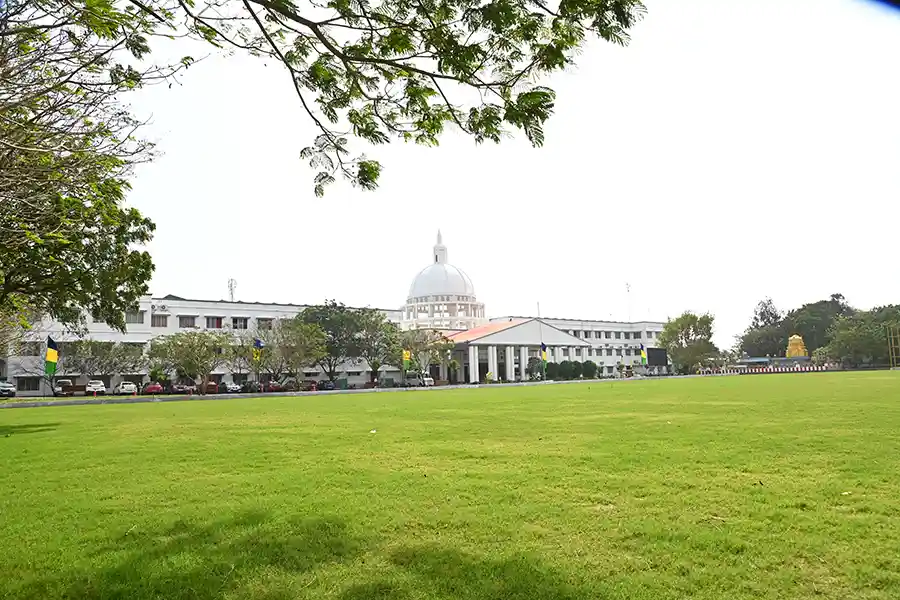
[[606, 349, 613, 356], [178, 315, 196, 328], [615, 332, 621, 339], [625, 349, 632, 356], [232, 317, 248, 330], [151, 314, 168, 328], [623, 332, 630, 340], [607, 366, 615, 374], [20, 342, 41, 356], [232, 374, 248, 385], [16, 377, 40, 392], [206, 316, 223, 329], [605, 331, 612, 339], [347, 371, 362, 377], [125, 310, 145, 324], [257, 318, 273, 330], [616, 349, 623, 356], [633, 331, 642, 340]]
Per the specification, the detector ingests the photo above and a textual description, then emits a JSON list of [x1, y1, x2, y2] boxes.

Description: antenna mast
[[227, 278, 237, 302]]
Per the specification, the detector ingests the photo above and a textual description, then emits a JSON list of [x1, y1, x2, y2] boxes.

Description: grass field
[[2, 373, 900, 599]]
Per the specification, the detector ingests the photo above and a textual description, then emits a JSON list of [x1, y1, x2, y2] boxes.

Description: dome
[[408, 263, 476, 300]]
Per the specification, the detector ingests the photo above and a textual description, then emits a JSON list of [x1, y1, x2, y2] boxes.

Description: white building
[[1, 233, 666, 395]]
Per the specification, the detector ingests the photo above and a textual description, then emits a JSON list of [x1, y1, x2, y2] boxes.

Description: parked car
[[222, 381, 242, 393], [240, 381, 261, 394], [85, 380, 107, 395], [204, 381, 220, 394], [300, 380, 318, 392], [0, 381, 15, 398], [318, 380, 336, 391], [53, 378, 74, 397], [262, 381, 283, 393], [143, 382, 164, 395], [113, 381, 137, 395], [171, 383, 196, 395]]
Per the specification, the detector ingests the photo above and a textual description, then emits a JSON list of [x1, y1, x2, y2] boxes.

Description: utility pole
[[626, 283, 632, 323]]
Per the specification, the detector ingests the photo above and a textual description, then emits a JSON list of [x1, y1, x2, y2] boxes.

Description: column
[[488, 345, 498, 380], [468, 345, 479, 383], [505, 346, 515, 381], [519, 346, 528, 380], [439, 361, 447, 381], [570, 347, 577, 363]]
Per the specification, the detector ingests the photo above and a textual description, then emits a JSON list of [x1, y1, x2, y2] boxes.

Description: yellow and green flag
[[640, 344, 648, 366], [402, 350, 411, 370], [45, 337, 59, 375]]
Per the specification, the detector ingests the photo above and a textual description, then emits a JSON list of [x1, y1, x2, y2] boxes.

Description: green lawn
[[2, 372, 900, 599]]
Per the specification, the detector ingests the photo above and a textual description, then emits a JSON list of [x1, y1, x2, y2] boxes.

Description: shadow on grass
[[13, 510, 365, 600], [338, 545, 600, 600], [0, 422, 60, 436]]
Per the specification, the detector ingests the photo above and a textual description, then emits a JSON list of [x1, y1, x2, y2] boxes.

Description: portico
[[446, 318, 592, 383]]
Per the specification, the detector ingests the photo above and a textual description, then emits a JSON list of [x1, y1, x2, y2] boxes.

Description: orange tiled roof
[[446, 319, 529, 343]]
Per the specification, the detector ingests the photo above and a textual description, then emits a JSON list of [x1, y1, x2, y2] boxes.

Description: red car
[[143, 382, 164, 394], [263, 381, 283, 393]]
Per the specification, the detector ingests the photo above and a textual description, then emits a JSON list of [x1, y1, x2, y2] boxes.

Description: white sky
[[126, 0, 900, 348]]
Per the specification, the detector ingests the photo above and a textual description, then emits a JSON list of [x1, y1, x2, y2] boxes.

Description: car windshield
[[89, 381, 103, 385]]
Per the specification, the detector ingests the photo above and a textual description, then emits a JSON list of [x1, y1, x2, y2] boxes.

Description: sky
[[125, 0, 900, 348]]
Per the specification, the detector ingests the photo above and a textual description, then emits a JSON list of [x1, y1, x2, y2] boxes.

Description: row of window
[[570, 330, 658, 340], [555, 347, 640, 359], [151, 315, 271, 330], [116, 311, 277, 330]]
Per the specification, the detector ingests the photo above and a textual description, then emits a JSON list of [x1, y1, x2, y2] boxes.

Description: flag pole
[[538, 302, 546, 381]]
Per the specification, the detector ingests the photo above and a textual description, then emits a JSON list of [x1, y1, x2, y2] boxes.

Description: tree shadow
[[0, 422, 60, 436], [337, 545, 607, 600], [12, 510, 365, 600]]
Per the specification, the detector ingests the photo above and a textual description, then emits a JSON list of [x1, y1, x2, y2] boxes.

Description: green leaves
[[14, 0, 645, 195]]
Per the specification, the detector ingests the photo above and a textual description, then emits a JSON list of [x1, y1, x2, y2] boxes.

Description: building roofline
[[155, 294, 400, 313], [490, 315, 665, 326]]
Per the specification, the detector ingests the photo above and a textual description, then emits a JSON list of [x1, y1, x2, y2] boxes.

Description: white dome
[[408, 263, 476, 300]]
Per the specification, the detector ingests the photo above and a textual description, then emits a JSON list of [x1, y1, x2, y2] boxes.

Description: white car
[[223, 382, 242, 393], [114, 381, 137, 395], [85, 380, 106, 395]]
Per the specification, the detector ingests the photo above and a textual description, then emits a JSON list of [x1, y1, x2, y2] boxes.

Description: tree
[[557, 360, 573, 380], [824, 306, 900, 368], [570, 361, 583, 379], [61, 341, 145, 381], [526, 357, 544, 380], [740, 323, 788, 358], [582, 360, 598, 379], [356, 309, 400, 382], [300, 301, 364, 381], [400, 329, 453, 376], [784, 294, 854, 355], [751, 298, 782, 329], [148, 331, 232, 394], [0, 1, 185, 331], [658, 312, 718, 375], [28, 0, 646, 195], [280, 318, 328, 378], [545, 361, 560, 380]]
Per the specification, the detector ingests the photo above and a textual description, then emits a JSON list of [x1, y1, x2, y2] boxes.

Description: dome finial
[[433, 230, 447, 264]]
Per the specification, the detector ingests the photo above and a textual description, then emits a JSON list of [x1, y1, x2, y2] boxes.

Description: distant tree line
[[20, 301, 456, 393], [739, 294, 900, 367]]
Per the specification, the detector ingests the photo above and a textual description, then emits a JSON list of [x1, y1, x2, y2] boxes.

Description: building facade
[[2, 233, 666, 395]]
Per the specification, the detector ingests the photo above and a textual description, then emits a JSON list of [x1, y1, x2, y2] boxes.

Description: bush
[[582, 360, 598, 378], [570, 361, 583, 379], [546, 362, 560, 380], [558, 360, 573, 380]]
